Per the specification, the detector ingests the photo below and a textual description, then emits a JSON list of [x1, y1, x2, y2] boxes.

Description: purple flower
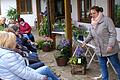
[[57, 39, 70, 50], [75, 46, 84, 57]]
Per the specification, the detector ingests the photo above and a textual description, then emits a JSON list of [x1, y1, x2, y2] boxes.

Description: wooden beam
[[49, 0, 55, 30], [64, 0, 72, 56]]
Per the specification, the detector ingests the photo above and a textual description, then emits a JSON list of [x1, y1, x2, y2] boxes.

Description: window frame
[[17, 0, 32, 14], [108, 0, 120, 27], [54, 0, 65, 19], [77, 0, 91, 23]]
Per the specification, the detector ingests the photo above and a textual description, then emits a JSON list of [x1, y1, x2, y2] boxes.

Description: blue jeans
[[98, 53, 120, 80], [29, 62, 45, 69], [35, 66, 60, 80]]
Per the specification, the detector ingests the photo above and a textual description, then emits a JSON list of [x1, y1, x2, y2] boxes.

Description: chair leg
[[86, 52, 96, 69]]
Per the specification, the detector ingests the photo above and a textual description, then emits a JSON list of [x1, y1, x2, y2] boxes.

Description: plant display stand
[[69, 45, 87, 75], [71, 64, 86, 75]]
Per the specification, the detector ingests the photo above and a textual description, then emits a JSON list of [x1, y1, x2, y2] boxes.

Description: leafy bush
[[54, 39, 70, 59], [7, 7, 19, 21]]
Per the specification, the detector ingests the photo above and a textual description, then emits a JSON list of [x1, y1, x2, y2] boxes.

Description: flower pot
[[42, 45, 51, 52], [55, 58, 67, 66]]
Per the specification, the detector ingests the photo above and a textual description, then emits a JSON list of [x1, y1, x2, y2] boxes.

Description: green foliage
[[53, 20, 65, 32], [69, 56, 87, 65], [115, 5, 120, 27], [72, 24, 88, 39], [36, 40, 44, 49], [36, 37, 53, 49], [38, 16, 48, 36], [7, 7, 19, 20], [69, 56, 78, 65], [54, 39, 70, 59], [54, 50, 69, 59]]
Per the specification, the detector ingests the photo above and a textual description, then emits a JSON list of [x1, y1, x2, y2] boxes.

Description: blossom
[[59, 39, 70, 48], [57, 39, 70, 55], [43, 36, 53, 42], [75, 46, 84, 57], [41, 36, 53, 46]]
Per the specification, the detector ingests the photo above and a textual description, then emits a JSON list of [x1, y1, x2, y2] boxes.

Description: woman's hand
[[107, 46, 113, 53], [82, 42, 86, 48]]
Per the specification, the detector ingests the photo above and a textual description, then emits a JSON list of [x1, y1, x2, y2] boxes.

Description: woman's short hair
[[0, 31, 16, 49], [91, 6, 103, 13], [18, 18, 24, 22]]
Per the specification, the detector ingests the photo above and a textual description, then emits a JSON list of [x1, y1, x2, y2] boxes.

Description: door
[[36, 0, 42, 28]]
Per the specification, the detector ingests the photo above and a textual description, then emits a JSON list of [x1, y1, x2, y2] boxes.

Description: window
[[113, 0, 120, 27], [17, 0, 32, 14], [77, 0, 91, 22], [54, 0, 65, 19], [0, 0, 1, 15]]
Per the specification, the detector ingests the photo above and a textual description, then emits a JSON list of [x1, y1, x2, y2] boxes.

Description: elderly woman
[[0, 17, 8, 30], [0, 31, 60, 80]]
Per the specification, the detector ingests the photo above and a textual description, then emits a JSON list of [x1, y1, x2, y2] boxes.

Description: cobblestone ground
[[38, 50, 118, 80], [33, 30, 118, 80]]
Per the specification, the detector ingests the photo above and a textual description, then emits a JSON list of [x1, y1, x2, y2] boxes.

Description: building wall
[[71, 0, 78, 21], [1, 0, 16, 17], [0, 0, 108, 27], [91, 0, 108, 16]]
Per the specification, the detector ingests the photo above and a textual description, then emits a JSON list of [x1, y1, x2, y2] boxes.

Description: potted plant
[[53, 20, 65, 32], [69, 46, 87, 75], [38, 16, 49, 36], [7, 7, 19, 23], [36, 36, 54, 52], [72, 24, 88, 41], [54, 39, 70, 66]]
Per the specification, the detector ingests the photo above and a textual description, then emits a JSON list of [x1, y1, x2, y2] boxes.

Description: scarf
[[91, 12, 103, 29]]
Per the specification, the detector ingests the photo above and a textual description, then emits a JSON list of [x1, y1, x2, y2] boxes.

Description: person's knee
[[41, 66, 50, 71]]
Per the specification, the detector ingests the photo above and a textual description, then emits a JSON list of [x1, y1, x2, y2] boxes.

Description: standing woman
[[83, 6, 120, 80]]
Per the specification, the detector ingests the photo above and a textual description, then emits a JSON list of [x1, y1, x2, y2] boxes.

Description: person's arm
[[106, 17, 117, 47], [24, 22, 32, 34], [2, 51, 46, 80], [82, 29, 93, 47], [106, 17, 117, 52]]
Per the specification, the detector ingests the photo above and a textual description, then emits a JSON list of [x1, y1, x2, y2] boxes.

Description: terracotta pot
[[42, 45, 51, 52], [55, 58, 67, 66]]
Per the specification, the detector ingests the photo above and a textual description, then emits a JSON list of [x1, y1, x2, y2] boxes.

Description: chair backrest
[[116, 28, 120, 42]]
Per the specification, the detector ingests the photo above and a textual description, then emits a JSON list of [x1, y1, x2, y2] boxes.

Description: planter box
[[71, 64, 86, 75]]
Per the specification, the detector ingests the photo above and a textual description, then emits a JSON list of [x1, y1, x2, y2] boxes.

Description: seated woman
[[0, 31, 60, 80], [4, 27, 45, 69], [18, 18, 35, 42], [0, 17, 8, 31]]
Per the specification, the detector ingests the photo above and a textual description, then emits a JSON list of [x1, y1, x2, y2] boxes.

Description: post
[[64, 0, 72, 56], [47, 0, 51, 36]]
